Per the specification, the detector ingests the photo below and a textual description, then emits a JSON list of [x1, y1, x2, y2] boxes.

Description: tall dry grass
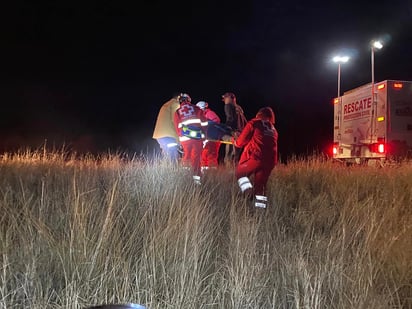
[[0, 151, 411, 308]]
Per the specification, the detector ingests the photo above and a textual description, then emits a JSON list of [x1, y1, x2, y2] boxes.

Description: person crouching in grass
[[233, 107, 278, 209]]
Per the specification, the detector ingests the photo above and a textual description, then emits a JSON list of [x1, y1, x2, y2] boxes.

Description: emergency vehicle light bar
[[377, 84, 385, 90], [393, 83, 403, 89]]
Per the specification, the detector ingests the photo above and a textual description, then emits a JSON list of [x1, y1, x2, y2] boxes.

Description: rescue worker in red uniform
[[196, 101, 221, 171], [174, 93, 208, 184], [233, 107, 278, 209]]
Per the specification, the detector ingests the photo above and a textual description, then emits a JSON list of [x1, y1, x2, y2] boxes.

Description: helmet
[[196, 101, 208, 110], [178, 93, 191, 104]]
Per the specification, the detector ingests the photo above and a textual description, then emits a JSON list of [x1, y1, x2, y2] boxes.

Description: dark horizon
[[1, 1, 411, 159]]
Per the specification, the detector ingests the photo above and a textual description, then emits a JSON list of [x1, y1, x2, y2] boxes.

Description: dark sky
[[1, 1, 411, 157]]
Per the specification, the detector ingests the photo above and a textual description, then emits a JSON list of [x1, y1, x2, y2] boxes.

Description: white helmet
[[196, 101, 208, 110]]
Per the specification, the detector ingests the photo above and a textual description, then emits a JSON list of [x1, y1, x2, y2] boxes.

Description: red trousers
[[181, 140, 203, 176], [201, 141, 220, 167], [235, 158, 274, 195]]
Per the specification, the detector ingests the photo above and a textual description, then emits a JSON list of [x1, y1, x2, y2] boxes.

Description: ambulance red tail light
[[332, 143, 339, 156], [370, 143, 386, 154]]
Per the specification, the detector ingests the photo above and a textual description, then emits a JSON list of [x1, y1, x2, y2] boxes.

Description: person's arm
[[207, 110, 221, 123], [234, 121, 254, 148], [173, 111, 181, 136]]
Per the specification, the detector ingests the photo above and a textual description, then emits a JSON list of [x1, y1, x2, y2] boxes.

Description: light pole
[[371, 40, 383, 92], [333, 55, 350, 98], [332, 55, 350, 144], [370, 40, 383, 141]]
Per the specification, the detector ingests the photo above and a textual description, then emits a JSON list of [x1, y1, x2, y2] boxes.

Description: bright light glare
[[373, 41, 383, 49], [333, 56, 350, 63]]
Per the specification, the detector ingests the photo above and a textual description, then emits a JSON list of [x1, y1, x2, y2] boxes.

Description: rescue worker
[[152, 95, 180, 161], [196, 101, 221, 171], [233, 107, 278, 209], [222, 92, 248, 165], [174, 93, 208, 184]]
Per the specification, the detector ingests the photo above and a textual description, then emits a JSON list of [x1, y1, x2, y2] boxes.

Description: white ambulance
[[333, 80, 412, 163]]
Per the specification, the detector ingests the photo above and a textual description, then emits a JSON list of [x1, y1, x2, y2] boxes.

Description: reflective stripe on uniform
[[255, 202, 267, 208], [178, 118, 203, 128], [193, 175, 201, 185], [166, 142, 178, 148], [255, 195, 268, 208], [237, 177, 253, 192], [255, 195, 268, 202]]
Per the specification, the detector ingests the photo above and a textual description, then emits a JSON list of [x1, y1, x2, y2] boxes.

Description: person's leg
[[157, 137, 168, 154], [235, 159, 259, 193], [191, 140, 203, 177], [181, 141, 191, 169], [234, 146, 243, 164], [201, 141, 209, 170], [253, 166, 274, 208], [225, 144, 234, 166], [157, 137, 179, 161], [207, 141, 220, 168]]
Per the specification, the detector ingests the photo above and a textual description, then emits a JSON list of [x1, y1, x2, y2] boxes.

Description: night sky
[[1, 1, 411, 158]]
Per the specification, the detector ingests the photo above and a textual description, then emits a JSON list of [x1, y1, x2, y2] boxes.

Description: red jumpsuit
[[202, 108, 221, 169], [174, 102, 208, 176], [234, 118, 278, 199]]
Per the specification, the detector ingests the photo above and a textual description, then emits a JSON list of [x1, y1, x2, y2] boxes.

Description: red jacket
[[174, 102, 208, 142], [234, 118, 278, 165], [204, 108, 220, 123]]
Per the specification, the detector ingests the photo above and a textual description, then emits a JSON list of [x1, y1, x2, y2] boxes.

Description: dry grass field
[[0, 151, 411, 308]]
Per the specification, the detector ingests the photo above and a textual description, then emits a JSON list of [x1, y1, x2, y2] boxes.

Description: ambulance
[[332, 80, 412, 163]]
